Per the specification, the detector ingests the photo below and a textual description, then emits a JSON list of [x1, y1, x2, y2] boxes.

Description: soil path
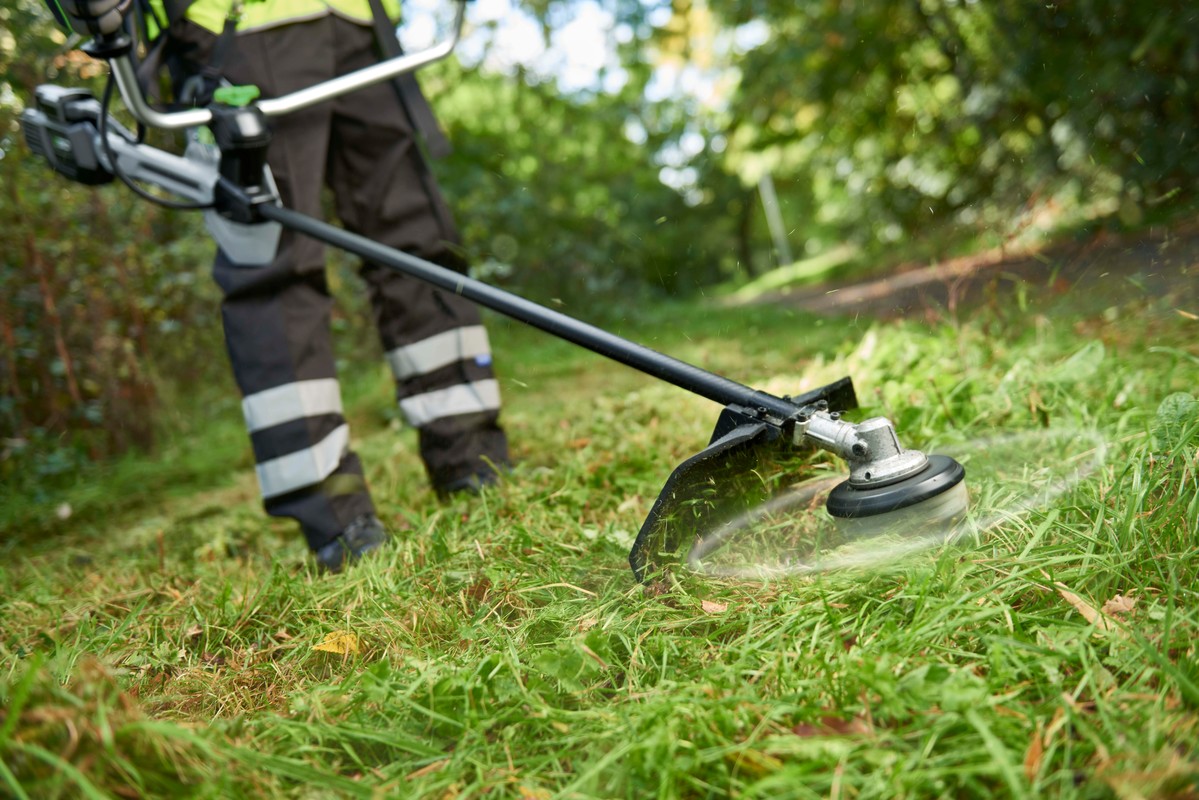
[[765, 220, 1199, 321]]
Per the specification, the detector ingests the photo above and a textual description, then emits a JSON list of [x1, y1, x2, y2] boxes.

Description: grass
[[2, 280, 1198, 798]]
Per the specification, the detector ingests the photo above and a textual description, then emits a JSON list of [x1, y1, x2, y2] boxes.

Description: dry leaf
[[701, 600, 729, 614], [1055, 583, 1119, 635], [313, 630, 360, 656], [519, 786, 553, 800], [792, 716, 871, 738], [1101, 594, 1136, 616], [1024, 723, 1045, 783]]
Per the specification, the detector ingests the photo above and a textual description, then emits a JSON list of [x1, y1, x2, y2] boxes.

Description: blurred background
[[2, 0, 1196, 498]]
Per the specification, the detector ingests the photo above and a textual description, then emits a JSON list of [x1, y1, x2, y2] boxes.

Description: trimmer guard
[[629, 377, 858, 582]]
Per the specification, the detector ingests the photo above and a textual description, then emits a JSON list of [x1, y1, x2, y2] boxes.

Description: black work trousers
[[206, 16, 507, 551]]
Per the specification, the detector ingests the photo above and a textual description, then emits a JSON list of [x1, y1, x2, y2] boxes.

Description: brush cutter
[[22, 1, 968, 581]]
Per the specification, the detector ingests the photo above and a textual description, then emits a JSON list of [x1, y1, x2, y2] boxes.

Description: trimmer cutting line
[[686, 427, 1106, 579], [22, 1, 968, 580]]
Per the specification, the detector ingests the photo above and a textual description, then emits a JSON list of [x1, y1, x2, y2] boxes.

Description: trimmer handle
[[43, 0, 135, 58]]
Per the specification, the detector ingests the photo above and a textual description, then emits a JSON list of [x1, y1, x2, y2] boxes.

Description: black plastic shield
[[629, 377, 858, 582]]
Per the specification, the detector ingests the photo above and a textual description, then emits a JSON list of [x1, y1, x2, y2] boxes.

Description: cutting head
[[628, 393, 970, 582], [826, 454, 967, 520]]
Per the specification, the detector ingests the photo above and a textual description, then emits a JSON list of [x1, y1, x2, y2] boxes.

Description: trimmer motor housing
[[20, 85, 127, 185]]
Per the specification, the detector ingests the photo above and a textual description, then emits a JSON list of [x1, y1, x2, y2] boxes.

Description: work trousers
[[204, 16, 507, 551]]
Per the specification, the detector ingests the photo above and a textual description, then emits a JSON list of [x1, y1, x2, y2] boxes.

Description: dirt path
[[767, 220, 1199, 321]]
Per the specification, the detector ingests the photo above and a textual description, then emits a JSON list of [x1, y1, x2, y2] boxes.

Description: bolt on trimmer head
[[628, 379, 968, 582]]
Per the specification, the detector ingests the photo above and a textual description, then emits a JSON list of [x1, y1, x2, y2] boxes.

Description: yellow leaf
[[313, 630, 360, 656]]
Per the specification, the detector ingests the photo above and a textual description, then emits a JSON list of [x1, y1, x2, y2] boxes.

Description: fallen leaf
[[792, 716, 871, 738], [519, 786, 552, 800], [1024, 722, 1044, 783], [185, 625, 203, 638], [701, 600, 729, 614], [1055, 583, 1120, 636], [576, 616, 599, 632], [313, 630, 360, 656], [1101, 594, 1136, 617], [466, 576, 492, 606]]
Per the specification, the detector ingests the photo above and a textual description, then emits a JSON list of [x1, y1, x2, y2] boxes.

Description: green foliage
[[1, 1, 220, 486], [429, 61, 747, 300], [1152, 392, 1199, 452], [711, 0, 1199, 248]]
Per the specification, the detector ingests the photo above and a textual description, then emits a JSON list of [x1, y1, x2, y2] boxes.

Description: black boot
[[314, 514, 389, 572]]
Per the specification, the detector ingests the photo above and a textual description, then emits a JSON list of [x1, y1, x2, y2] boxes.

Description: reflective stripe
[[386, 326, 492, 381], [255, 424, 350, 499], [400, 379, 501, 427], [242, 379, 343, 433]]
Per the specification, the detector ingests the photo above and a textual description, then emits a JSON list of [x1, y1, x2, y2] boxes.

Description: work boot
[[434, 467, 504, 499], [314, 513, 389, 573]]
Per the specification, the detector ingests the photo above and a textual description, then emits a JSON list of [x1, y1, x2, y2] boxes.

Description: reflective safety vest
[[174, 0, 401, 36]]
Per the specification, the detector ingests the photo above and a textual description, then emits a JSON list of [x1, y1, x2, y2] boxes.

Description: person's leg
[[211, 19, 380, 557], [325, 18, 509, 493]]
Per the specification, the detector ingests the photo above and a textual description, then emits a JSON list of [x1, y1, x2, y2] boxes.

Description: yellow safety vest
[[177, 0, 401, 36]]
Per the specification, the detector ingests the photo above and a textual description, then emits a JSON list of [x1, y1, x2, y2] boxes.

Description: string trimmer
[[22, 2, 968, 581]]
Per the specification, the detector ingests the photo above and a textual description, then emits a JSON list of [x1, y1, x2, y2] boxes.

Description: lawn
[[2, 276, 1197, 798]]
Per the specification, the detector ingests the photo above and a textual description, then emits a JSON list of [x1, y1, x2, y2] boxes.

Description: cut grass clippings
[[2, 291, 1198, 798]]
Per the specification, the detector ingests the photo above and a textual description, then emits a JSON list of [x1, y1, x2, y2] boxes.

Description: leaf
[[313, 630, 359, 656], [701, 600, 729, 614], [1055, 583, 1120, 636], [792, 716, 871, 738], [1024, 723, 1044, 784], [1152, 392, 1198, 451], [1100, 594, 1136, 617]]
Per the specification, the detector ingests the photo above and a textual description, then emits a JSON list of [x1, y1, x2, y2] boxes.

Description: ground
[[2, 224, 1198, 799], [750, 220, 1199, 322]]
